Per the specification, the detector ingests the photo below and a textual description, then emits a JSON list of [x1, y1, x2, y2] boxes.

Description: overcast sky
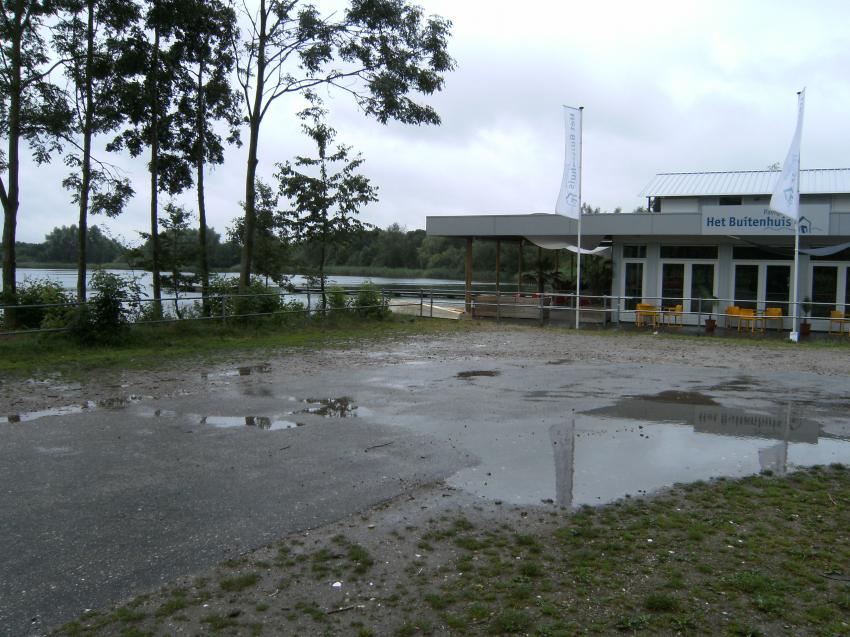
[[14, 0, 850, 244]]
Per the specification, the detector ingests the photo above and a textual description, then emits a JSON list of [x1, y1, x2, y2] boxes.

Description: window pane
[[811, 266, 837, 318], [623, 245, 646, 258], [733, 246, 792, 260], [624, 262, 643, 310], [719, 196, 742, 206], [764, 265, 790, 316], [660, 246, 718, 259], [734, 265, 758, 309], [690, 264, 715, 313], [661, 263, 684, 307]]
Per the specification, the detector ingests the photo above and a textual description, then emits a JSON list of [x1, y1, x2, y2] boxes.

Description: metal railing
[[2, 284, 847, 335]]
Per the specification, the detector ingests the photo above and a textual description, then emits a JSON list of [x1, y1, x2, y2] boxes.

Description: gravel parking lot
[[2, 325, 849, 635]]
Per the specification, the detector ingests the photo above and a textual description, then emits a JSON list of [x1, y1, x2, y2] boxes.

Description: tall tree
[[108, 0, 192, 311], [276, 99, 376, 308], [172, 0, 240, 315], [54, 0, 138, 301], [0, 0, 70, 323], [233, 0, 454, 292]]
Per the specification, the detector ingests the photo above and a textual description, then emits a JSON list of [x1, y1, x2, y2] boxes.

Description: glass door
[[734, 265, 759, 309], [690, 264, 715, 313], [624, 262, 643, 311], [661, 263, 684, 307], [811, 266, 838, 318], [765, 265, 791, 316]]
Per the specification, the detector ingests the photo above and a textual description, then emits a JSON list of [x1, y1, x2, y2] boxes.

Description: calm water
[[16, 268, 465, 299]]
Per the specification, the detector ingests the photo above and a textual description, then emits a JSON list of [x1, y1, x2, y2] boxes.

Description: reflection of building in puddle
[[585, 400, 809, 477], [549, 417, 576, 508], [585, 399, 818, 444]]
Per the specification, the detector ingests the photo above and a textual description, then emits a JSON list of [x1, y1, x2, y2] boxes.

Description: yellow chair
[[725, 306, 741, 329], [828, 310, 848, 335], [763, 307, 783, 331], [738, 308, 757, 332], [664, 304, 684, 327], [635, 303, 659, 328]]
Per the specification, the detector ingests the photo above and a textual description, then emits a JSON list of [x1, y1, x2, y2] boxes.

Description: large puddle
[[446, 396, 850, 508], [2, 396, 358, 429]]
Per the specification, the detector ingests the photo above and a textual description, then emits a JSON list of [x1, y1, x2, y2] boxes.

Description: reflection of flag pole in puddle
[[549, 413, 576, 508], [758, 403, 792, 475]]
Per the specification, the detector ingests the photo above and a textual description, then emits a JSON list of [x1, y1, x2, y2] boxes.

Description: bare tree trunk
[[319, 240, 326, 309], [76, 0, 96, 302], [239, 0, 267, 294], [1, 2, 23, 327], [195, 60, 210, 315], [149, 23, 162, 310]]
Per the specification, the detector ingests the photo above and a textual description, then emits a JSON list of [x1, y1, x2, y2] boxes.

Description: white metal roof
[[640, 169, 850, 197]]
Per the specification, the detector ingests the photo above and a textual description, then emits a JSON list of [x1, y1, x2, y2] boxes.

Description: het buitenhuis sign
[[701, 204, 830, 236]]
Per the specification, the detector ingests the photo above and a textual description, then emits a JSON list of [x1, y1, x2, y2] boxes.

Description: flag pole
[[790, 90, 802, 343], [575, 106, 583, 330], [791, 210, 800, 341], [769, 89, 805, 342]]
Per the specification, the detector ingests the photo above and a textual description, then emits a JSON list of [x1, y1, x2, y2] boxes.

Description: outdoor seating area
[[829, 310, 849, 336], [634, 303, 686, 329]]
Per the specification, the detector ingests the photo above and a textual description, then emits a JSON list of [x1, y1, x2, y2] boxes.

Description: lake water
[[15, 268, 467, 308]]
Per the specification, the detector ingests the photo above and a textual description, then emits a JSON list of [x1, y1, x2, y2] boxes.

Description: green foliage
[[327, 285, 349, 313], [353, 282, 387, 318], [277, 95, 377, 306], [32, 225, 125, 264], [14, 279, 75, 329], [204, 275, 284, 323], [70, 270, 141, 345], [230, 179, 291, 285]]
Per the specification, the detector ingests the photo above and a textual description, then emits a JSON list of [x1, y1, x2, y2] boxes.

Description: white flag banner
[[555, 105, 582, 218], [770, 89, 805, 221]]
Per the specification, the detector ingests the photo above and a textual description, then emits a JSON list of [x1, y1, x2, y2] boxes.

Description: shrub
[[327, 285, 349, 313], [204, 275, 282, 322], [353, 282, 387, 318], [14, 279, 75, 329], [70, 270, 141, 345], [234, 279, 283, 319]]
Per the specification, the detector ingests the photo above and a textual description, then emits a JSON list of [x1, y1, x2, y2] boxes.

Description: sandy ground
[[2, 324, 849, 636]]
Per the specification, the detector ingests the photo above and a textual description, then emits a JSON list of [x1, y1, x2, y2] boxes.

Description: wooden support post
[[495, 239, 501, 293], [517, 240, 523, 295], [537, 246, 544, 294], [465, 237, 473, 313]]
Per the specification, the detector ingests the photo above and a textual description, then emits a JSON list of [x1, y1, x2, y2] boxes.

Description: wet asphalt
[[2, 350, 850, 635]]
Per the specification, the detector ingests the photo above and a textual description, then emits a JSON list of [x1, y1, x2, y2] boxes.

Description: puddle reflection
[[200, 415, 301, 430], [1, 396, 145, 424], [136, 396, 356, 431], [448, 400, 850, 508]]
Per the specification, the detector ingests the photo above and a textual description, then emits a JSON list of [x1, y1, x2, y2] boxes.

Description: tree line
[[1, 0, 454, 325], [14, 219, 612, 295]]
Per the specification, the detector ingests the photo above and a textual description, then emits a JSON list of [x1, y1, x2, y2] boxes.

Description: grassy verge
[[0, 316, 474, 376], [57, 465, 850, 636]]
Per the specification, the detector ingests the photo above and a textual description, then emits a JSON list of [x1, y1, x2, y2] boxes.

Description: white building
[[426, 169, 850, 331]]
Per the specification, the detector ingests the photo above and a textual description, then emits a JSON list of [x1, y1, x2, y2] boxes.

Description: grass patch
[[218, 572, 260, 592], [57, 464, 850, 637], [0, 315, 473, 375]]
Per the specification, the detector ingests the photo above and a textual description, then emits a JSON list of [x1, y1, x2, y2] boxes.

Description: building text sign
[[701, 204, 830, 236]]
